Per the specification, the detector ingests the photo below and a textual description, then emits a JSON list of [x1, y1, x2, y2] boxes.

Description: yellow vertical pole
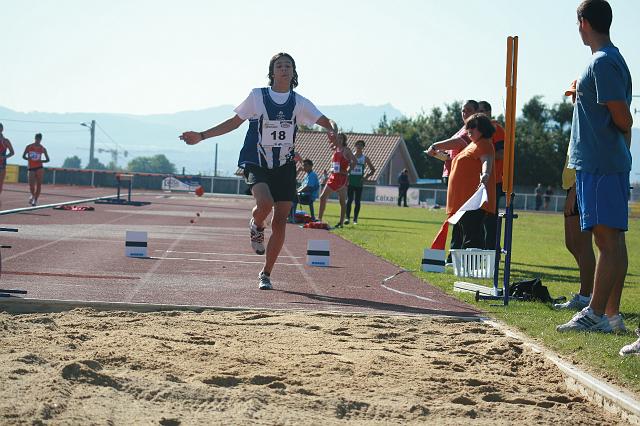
[[503, 36, 518, 207]]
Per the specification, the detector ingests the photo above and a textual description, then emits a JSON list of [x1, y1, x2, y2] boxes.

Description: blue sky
[[2, 0, 639, 119]]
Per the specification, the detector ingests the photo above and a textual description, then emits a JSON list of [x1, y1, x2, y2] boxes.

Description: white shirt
[[234, 88, 322, 127]]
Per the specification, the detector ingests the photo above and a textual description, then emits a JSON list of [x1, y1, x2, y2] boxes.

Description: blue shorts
[[575, 170, 629, 232]]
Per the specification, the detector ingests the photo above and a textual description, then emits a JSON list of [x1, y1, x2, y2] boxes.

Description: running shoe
[[607, 314, 627, 333], [344, 219, 350, 225], [553, 293, 590, 311], [258, 272, 272, 290], [28, 196, 33, 206], [353, 221, 358, 225], [556, 307, 612, 333], [249, 218, 265, 255], [619, 330, 640, 356], [31, 198, 37, 207], [334, 223, 343, 229]]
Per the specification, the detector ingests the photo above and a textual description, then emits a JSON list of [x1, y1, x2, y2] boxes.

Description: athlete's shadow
[[277, 289, 478, 317]]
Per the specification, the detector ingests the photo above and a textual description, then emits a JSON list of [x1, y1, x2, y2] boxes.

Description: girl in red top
[[318, 133, 355, 228], [22, 133, 50, 206], [0, 123, 16, 195]]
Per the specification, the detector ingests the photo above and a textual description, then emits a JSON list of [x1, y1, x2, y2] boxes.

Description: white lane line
[[283, 244, 324, 294], [154, 250, 302, 259], [125, 225, 196, 303], [380, 284, 436, 303], [152, 256, 301, 266], [3, 213, 137, 262]]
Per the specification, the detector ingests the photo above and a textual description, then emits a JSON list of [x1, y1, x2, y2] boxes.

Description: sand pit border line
[[483, 319, 640, 425], [0, 297, 485, 320]]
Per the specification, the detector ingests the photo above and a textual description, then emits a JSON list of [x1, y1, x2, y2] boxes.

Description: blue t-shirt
[[568, 43, 632, 174], [301, 171, 319, 200]]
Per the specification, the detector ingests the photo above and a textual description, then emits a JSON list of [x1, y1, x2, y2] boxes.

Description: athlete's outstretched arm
[[180, 115, 245, 145], [426, 136, 467, 155], [315, 116, 338, 143]]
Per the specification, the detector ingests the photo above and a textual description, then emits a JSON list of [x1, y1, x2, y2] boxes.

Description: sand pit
[[0, 308, 625, 424]]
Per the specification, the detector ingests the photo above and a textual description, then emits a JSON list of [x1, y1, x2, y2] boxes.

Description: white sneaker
[[607, 314, 627, 333], [556, 307, 612, 333], [620, 330, 640, 356], [553, 294, 590, 311], [28, 196, 33, 206], [249, 219, 265, 255], [258, 272, 272, 290]]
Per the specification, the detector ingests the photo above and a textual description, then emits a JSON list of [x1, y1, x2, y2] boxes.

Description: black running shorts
[[243, 162, 297, 203]]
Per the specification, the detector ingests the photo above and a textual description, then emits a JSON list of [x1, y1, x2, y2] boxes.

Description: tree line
[[375, 96, 573, 187], [62, 154, 177, 174]]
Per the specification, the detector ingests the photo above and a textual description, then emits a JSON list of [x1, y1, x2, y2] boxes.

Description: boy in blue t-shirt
[[290, 158, 319, 222], [557, 0, 633, 334]]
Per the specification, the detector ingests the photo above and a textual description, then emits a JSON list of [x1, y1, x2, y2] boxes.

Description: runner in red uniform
[[22, 133, 50, 206], [318, 133, 355, 228]]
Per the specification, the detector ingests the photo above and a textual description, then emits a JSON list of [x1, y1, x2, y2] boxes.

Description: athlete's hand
[[180, 131, 203, 145], [293, 152, 302, 162], [327, 131, 337, 144], [564, 185, 576, 216]]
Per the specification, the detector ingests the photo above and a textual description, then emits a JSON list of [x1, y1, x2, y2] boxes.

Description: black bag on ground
[[508, 278, 565, 304]]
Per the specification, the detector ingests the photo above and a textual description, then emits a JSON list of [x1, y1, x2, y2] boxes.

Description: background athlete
[[317, 133, 355, 228], [22, 133, 49, 206], [344, 139, 375, 225]]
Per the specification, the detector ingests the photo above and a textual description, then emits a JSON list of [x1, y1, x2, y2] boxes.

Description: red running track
[[0, 183, 478, 317]]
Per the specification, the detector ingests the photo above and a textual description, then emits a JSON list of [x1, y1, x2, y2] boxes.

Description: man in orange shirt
[[478, 101, 505, 250]]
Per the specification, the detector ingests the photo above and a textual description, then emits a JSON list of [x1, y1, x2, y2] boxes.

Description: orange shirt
[[442, 126, 471, 178], [26, 144, 45, 169], [492, 120, 505, 183], [446, 138, 496, 215]]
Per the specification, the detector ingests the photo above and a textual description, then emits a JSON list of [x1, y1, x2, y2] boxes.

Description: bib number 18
[[270, 130, 287, 141]]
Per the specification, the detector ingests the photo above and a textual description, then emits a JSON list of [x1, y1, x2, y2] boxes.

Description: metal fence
[[14, 165, 637, 214]]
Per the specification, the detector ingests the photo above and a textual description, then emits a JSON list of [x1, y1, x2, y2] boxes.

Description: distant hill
[[0, 104, 403, 176]]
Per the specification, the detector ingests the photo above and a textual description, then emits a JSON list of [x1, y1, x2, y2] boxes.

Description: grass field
[[320, 201, 640, 394]]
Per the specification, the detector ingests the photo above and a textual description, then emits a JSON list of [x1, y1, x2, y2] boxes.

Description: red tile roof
[[294, 131, 417, 183]]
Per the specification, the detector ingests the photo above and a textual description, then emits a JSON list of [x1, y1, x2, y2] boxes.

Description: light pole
[[214, 143, 218, 177], [80, 120, 96, 166]]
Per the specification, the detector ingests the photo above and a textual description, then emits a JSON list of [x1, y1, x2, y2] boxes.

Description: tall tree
[[62, 155, 82, 169], [375, 97, 573, 187], [127, 154, 176, 174], [376, 102, 464, 179], [86, 158, 108, 170]]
